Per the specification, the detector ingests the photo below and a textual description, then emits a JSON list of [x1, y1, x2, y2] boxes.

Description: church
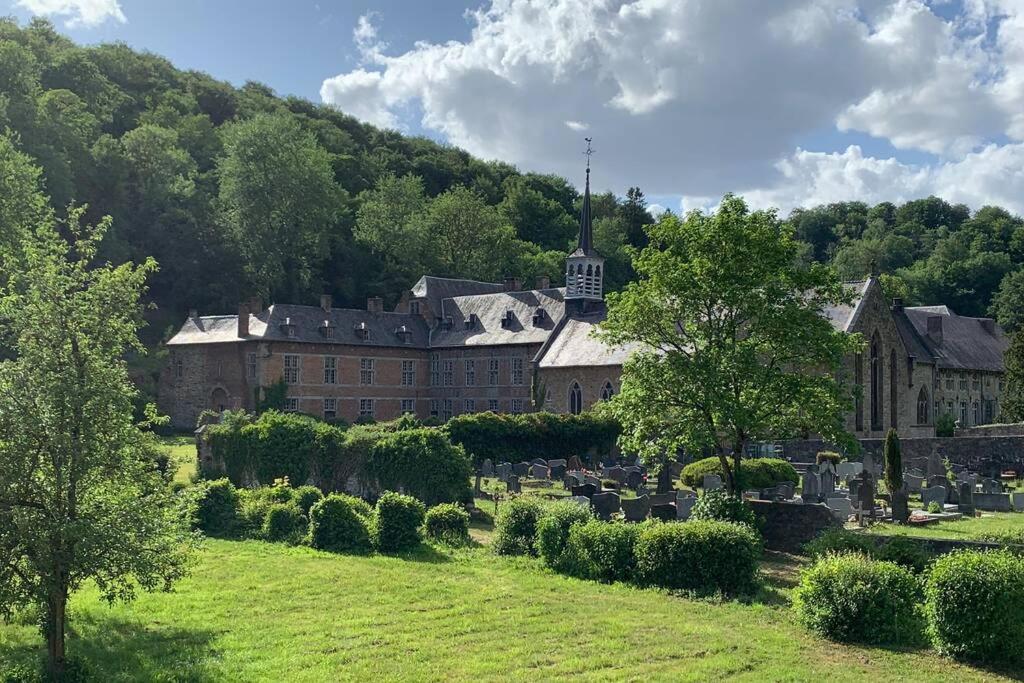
[[158, 165, 1009, 438]]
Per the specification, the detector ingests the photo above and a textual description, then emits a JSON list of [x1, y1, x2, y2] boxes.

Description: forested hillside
[[0, 16, 1021, 345]]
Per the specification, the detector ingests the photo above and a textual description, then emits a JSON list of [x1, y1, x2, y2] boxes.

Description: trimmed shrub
[[536, 501, 594, 570], [366, 429, 473, 506], [793, 553, 925, 646], [561, 520, 642, 583], [337, 493, 373, 519], [493, 497, 545, 556], [294, 485, 324, 516], [308, 494, 373, 554], [424, 503, 471, 545], [372, 491, 426, 552], [875, 536, 933, 574], [194, 478, 241, 537], [690, 489, 759, 534], [816, 451, 842, 466], [936, 412, 956, 438], [262, 502, 306, 543], [634, 520, 761, 595], [681, 457, 798, 490], [805, 529, 933, 574], [237, 487, 277, 537], [803, 528, 875, 559], [925, 550, 1024, 664]]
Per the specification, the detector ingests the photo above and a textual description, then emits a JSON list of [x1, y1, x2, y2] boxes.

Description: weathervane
[[584, 137, 594, 174]]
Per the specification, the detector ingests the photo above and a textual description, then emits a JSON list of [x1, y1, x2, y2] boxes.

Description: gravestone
[[621, 495, 650, 522], [927, 450, 946, 479], [568, 495, 591, 507], [776, 482, 795, 499], [676, 494, 697, 521], [819, 465, 836, 498], [958, 481, 975, 515], [981, 479, 1002, 494], [826, 491, 849, 500], [862, 450, 876, 477], [743, 490, 761, 501], [591, 492, 621, 521], [854, 471, 876, 521], [495, 462, 512, 482], [481, 458, 494, 477], [926, 474, 949, 491], [1013, 492, 1024, 511], [606, 466, 627, 484], [651, 503, 676, 521], [626, 470, 643, 490], [826, 497, 853, 520], [905, 474, 924, 493], [530, 463, 549, 480], [548, 460, 567, 479], [703, 474, 723, 491], [848, 478, 861, 500], [974, 492, 1012, 512], [891, 486, 909, 524], [531, 458, 547, 467], [571, 483, 597, 499], [513, 462, 530, 478], [506, 475, 521, 494], [566, 455, 584, 471], [584, 475, 603, 490], [921, 485, 947, 510], [649, 492, 676, 507], [801, 469, 820, 503]]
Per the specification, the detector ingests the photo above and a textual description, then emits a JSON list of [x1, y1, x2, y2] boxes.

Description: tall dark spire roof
[[570, 139, 599, 258]]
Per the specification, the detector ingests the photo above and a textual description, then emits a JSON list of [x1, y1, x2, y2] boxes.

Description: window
[[324, 326, 335, 340], [511, 399, 523, 414], [916, 387, 929, 425], [215, 361, 224, 378], [430, 400, 440, 417], [410, 301, 420, 315], [488, 399, 500, 413], [360, 358, 375, 385], [511, 358, 524, 385], [246, 352, 257, 379], [323, 397, 337, 420], [284, 397, 298, 412], [401, 360, 416, 387], [174, 358, 183, 379], [442, 359, 454, 386], [283, 355, 300, 384], [601, 381, 614, 401], [323, 356, 337, 385], [889, 350, 898, 430], [286, 326, 296, 338], [985, 400, 995, 423], [465, 359, 476, 386], [854, 353, 863, 431], [973, 401, 980, 425], [569, 382, 582, 415], [972, 376, 981, 391], [870, 332, 882, 431], [488, 358, 499, 385], [359, 398, 374, 418], [401, 398, 415, 414], [959, 374, 968, 390], [464, 399, 475, 413], [960, 401, 968, 425], [442, 399, 453, 420], [985, 376, 991, 388], [430, 353, 440, 386], [945, 377, 954, 390]]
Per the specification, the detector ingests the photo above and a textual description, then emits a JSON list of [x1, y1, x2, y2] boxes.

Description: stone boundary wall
[[779, 436, 1024, 477], [749, 500, 840, 553], [957, 423, 1024, 437]]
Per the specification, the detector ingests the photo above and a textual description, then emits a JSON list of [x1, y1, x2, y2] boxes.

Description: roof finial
[[584, 137, 594, 175]]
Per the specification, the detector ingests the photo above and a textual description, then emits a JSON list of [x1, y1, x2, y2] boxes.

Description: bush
[[194, 478, 241, 537], [816, 451, 842, 466], [875, 536, 934, 574], [803, 528, 875, 559], [804, 529, 933, 574], [308, 494, 372, 554], [294, 485, 324, 516], [927, 501, 942, 513], [536, 501, 594, 569], [442, 410, 620, 464], [424, 503, 471, 545], [262, 502, 306, 543], [493, 497, 545, 556], [690, 489, 759, 534], [634, 520, 761, 595], [237, 487, 277, 537], [561, 520, 642, 583], [366, 429, 473, 506], [936, 412, 956, 438], [925, 550, 1024, 664], [793, 553, 925, 646], [680, 457, 798, 490], [372, 491, 426, 552]]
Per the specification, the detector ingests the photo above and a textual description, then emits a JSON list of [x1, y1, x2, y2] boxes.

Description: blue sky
[[10, 0, 1024, 215]]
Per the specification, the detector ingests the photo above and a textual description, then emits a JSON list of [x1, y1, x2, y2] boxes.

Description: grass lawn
[[0, 539, 1014, 681], [159, 434, 196, 485], [862, 510, 1024, 543]]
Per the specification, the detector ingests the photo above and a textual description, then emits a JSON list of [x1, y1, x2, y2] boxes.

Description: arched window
[[576, 263, 583, 275], [601, 381, 614, 401], [586, 263, 593, 276], [870, 332, 882, 431], [889, 349, 898, 430], [917, 387, 929, 424], [595, 265, 601, 277], [569, 382, 582, 415], [854, 352, 864, 431]]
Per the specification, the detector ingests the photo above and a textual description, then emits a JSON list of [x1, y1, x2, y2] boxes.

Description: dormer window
[[395, 325, 412, 344], [354, 321, 370, 341], [440, 316, 454, 330], [321, 320, 336, 339], [500, 310, 516, 329], [410, 301, 421, 315], [280, 317, 296, 337], [464, 313, 479, 330], [532, 308, 546, 326]]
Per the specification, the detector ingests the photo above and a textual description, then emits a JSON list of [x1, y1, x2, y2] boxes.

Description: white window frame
[[323, 356, 337, 385], [401, 359, 416, 387], [284, 397, 298, 412], [283, 355, 300, 384], [359, 398, 374, 418], [323, 397, 337, 420], [488, 399, 500, 413], [360, 358, 375, 385], [464, 398, 475, 413], [401, 398, 415, 414], [511, 398, 523, 414]]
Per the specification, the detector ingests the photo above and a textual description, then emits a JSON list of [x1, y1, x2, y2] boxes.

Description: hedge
[[536, 501, 594, 570], [372, 491, 426, 552], [493, 497, 545, 556], [424, 503, 471, 545], [689, 490, 760, 535], [308, 494, 373, 554], [680, 457, 798, 490], [804, 529, 933, 574], [634, 520, 761, 595], [365, 428, 473, 506], [561, 520, 643, 583]]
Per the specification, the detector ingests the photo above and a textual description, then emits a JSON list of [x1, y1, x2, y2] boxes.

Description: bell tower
[[565, 138, 604, 311]]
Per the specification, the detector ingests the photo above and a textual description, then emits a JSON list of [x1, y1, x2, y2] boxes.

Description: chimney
[[238, 303, 250, 338], [367, 296, 384, 314], [927, 316, 943, 343], [535, 275, 550, 290], [980, 318, 995, 335], [503, 276, 522, 292], [891, 297, 904, 312], [320, 294, 332, 312], [247, 296, 263, 315]]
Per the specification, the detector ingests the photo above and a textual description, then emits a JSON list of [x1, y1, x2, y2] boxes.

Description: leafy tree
[[990, 268, 1024, 333], [0, 134, 52, 276], [0, 214, 194, 677], [621, 186, 654, 248], [1003, 331, 1024, 423], [423, 185, 520, 281], [499, 175, 576, 250], [600, 195, 861, 493], [354, 173, 433, 282]]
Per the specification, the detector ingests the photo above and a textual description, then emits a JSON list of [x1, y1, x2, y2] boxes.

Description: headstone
[[927, 449, 946, 478], [584, 475, 603, 490], [568, 495, 591, 507], [904, 474, 924, 493], [854, 471, 876, 521], [703, 474, 723, 491], [826, 497, 853, 520], [591, 491, 621, 521], [606, 466, 627, 484], [848, 478, 861, 500], [649, 492, 676, 507], [907, 467, 926, 479], [862, 450, 875, 477], [513, 462, 530, 478], [571, 483, 597, 499], [1013, 492, 1024, 512], [531, 458, 547, 467], [626, 470, 643, 490], [566, 455, 584, 471], [819, 466, 836, 498], [651, 503, 676, 521], [958, 481, 975, 515], [506, 475, 521, 493], [927, 474, 949, 492], [621, 495, 650, 522], [826, 491, 849, 500], [548, 460, 567, 479], [676, 494, 697, 521], [974, 492, 1012, 512], [495, 462, 512, 482], [891, 487, 909, 523], [481, 458, 494, 477], [981, 479, 1002, 494], [801, 469, 820, 503], [921, 485, 947, 510], [530, 463, 549, 480], [743, 490, 761, 501]]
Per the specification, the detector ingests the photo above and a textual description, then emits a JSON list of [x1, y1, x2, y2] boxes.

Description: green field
[[160, 435, 196, 485], [863, 511, 1024, 543], [0, 538, 1014, 682]]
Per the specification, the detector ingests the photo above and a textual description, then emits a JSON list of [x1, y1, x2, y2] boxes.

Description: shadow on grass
[[384, 543, 453, 564], [1, 611, 222, 682]]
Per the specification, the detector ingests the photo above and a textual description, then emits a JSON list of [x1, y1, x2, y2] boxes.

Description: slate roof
[[409, 276, 506, 318], [430, 288, 567, 347], [537, 314, 642, 368], [167, 304, 431, 348], [822, 280, 870, 332], [902, 307, 1008, 372]]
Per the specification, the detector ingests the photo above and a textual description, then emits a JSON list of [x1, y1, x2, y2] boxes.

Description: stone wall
[[749, 500, 841, 553], [538, 365, 620, 414], [958, 423, 1024, 437]]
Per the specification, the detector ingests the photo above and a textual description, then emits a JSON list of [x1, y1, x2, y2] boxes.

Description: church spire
[[565, 138, 604, 305], [576, 138, 595, 256]]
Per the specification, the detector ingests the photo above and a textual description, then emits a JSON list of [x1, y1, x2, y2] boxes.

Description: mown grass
[[0, 539, 1013, 681], [864, 511, 1024, 543], [159, 434, 196, 485]]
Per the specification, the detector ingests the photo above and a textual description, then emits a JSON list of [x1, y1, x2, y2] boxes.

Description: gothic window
[[595, 265, 601, 277], [569, 382, 582, 415], [870, 332, 882, 431], [586, 264, 593, 276], [577, 263, 583, 275], [854, 353, 863, 431], [916, 387, 929, 425], [601, 381, 614, 401], [889, 349, 898, 429]]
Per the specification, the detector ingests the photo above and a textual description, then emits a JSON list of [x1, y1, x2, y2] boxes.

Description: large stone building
[[159, 166, 1010, 436]]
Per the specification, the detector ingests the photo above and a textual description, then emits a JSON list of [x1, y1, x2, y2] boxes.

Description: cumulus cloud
[[16, 0, 125, 27], [321, 0, 1024, 212]]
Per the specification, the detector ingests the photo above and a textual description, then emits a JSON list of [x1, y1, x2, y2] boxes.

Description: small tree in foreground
[[0, 216, 195, 678], [600, 195, 862, 494]]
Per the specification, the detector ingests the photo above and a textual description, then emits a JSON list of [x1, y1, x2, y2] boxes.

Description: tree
[[422, 185, 520, 281], [353, 173, 433, 282], [599, 195, 862, 494], [620, 186, 654, 249], [990, 268, 1024, 333], [0, 214, 194, 678], [1003, 331, 1024, 423], [0, 133, 52, 277]]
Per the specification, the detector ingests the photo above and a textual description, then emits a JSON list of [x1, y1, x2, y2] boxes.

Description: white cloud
[[321, 0, 1024, 213], [16, 0, 125, 27]]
